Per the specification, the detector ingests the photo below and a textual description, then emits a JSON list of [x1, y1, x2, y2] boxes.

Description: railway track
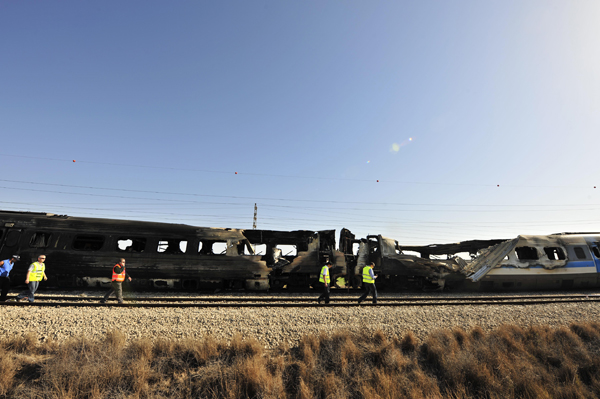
[[2, 294, 600, 307]]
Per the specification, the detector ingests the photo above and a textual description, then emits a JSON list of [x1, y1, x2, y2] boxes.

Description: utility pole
[[253, 203, 257, 229]]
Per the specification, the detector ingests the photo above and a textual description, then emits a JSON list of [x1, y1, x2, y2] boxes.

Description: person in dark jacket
[[100, 258, 131, 304]]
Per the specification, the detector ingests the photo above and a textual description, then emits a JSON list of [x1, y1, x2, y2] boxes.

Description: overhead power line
[[1, 155, 598, 189], [0, 179, 598, 208]]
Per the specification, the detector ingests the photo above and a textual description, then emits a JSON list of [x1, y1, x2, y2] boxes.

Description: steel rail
[[19, 293, 600, 303], [3, 297, 600, 308]]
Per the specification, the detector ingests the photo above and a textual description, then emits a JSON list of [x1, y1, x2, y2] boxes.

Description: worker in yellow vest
[[317, 261, 333, 305], [16, 255, 48, 303], [100, 258, 132, 304], [358, 262, 378, 304]]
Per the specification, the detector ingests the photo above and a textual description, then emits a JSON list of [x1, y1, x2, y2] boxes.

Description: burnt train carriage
[[0, 210, 346, 291], [461, 234, 600, 290], [345, 234, 477, 290], [394, 233, 600, 291], [243, 229, 346, 290], [346, 232, 600, 291]]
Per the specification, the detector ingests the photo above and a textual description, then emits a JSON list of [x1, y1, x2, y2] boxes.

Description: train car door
[[590, 242, 600, 273]]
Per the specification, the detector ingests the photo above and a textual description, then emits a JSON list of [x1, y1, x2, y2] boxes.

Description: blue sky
[[1, 1, 599, 245]]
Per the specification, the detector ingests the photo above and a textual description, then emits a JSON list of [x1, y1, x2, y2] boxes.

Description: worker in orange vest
[[100, 258, 131, 304]]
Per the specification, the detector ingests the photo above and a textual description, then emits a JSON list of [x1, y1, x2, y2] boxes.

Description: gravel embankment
[[2, 291, 600, 348]]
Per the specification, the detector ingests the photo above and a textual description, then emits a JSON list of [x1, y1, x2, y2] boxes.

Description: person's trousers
[[103, 281, 124, 303], [17, 281, 40, 302], [358, 283, 377, 304], [0, 277, 10, 301], [318, 284, 330, 304]]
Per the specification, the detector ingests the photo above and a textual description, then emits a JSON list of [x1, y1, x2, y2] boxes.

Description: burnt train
[[1, 210, 599, 292]]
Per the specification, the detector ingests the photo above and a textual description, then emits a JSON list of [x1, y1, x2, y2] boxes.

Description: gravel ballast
[[2, 291, 600, 347]]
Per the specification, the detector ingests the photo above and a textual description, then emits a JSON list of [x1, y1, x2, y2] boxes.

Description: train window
[[117, 237, 146, 253], [574, 247, 587, 259], [30, 232, 52, 248], [212, 242, 227, 255], [4, 230, 20, 247], [277, 245, 297, 257], [198, 240, 213, 254], [245, 244, 266, 255], [157, 239, 187, 254], [72, 235, 105, 251], [593, 247, 600, 259], [544, 247, 566, 260], [515, 246, 538, 260]]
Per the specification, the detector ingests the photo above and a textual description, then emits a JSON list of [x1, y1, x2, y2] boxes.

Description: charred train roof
[[0, 210, 335, 242], [0, 210, 248, 239], [402, 239, 508, 256]]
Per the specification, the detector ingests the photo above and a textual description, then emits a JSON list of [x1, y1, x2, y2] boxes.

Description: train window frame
[[4, 230, 20, 247], [157, 239, 188, 254], [245, 243, 266, 255], [544, 247, 566, 261], [593, 247, 600, 259], [573, 247, 587, 260], [212, 242, 227, 255], [29, 232, 52, 248], [515, 246, 539, 261], [277, 244, 297, 257], [72, 235, 105, 251], [116, 237, 147, 253]]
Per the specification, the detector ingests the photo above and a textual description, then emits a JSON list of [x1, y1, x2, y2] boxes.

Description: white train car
[[469, 234, 600, 291]]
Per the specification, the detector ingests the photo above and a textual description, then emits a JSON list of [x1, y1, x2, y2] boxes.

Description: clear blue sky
[[1, 1, 599, 245]]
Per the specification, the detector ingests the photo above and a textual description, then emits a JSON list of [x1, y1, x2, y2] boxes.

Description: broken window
[[212, 242, 227, 255], [515, 246, 538, 261], [592, 247, 600, 259], [117, 237, 146, 252], [277, 245, 297, 257], [198, 240, 214, 254], [544, 247, 566, 260], [245, 244, 266, 255], [29, 232, 52, 248], [72, 235, 105, 251], [157, 239, 187, 254], [574, 247, 587, 259], [197, 241, 234, 255], [453, 252, 472, 261]]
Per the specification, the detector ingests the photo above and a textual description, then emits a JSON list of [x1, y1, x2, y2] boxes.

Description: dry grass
[[2, 322, 600, 398]]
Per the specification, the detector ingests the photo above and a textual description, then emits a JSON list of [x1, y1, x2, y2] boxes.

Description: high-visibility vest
[[362, 266, 374, 284], [112, 264, 126, 282], [319, 265, 330, 284], [29, 262, 45, 282]]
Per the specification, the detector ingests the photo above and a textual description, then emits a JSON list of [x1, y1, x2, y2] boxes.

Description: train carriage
[[0, 210, 345, 291]]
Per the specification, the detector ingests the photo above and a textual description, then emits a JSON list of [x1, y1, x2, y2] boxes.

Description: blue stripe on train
[[500, 260, 596, 269]]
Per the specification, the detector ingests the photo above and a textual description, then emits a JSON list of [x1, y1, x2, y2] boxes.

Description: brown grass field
[[1, 322, 600, 398]]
